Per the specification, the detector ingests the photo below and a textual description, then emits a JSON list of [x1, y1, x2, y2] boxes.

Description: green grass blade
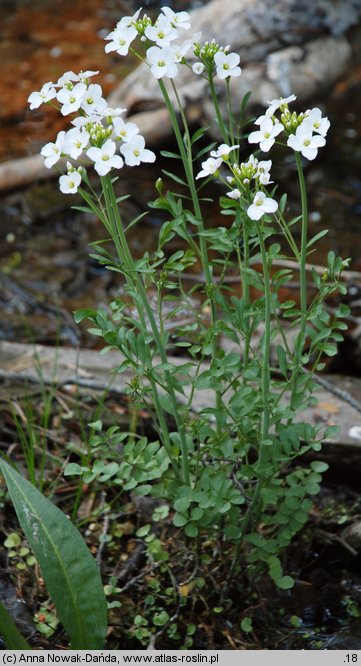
[[0, 599, 31, 649], [0, 460, 107, 649]]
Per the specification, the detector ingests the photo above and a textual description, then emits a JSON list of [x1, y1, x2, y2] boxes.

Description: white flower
[[86, 139, 124, 175], [254, 111, 274, 126], [192, 62, 205, 75], [56, 82, 86, 115], [146, 45, 178, 79], [349, 426, 361, 441], [56, 71, 79, 87], [210, 143, 239, 158], [247, 191, 278, 220], [161, 7, 191, 30], [145, 15, 178, 47], [104, 26, 137, 56], [40, 131, 66, 168], [112, 117, 139, 143], [116, 8, 141, 30], [248, 117, 283, 152], [62, 128, 90, 159], [28, 82, 56, 109], [214, 51, 241, 79], [305, 107, 330, 137], [254, 95, 297, 126], [78, 70, 99, 83], [59, 170, 82, 194], [196, 157, 222, 179], [71, 114, 101, 128], [103, 106, 127, 119], [120, 135, 156, 166], [227, 189, 241, 200], [244, 154, 258, 169], [267, 94, 296, 116], [256, 160, 273, 185], [173, 39, 195, 63], [81, 84, 107, 115], [287, 120, 326, 160]]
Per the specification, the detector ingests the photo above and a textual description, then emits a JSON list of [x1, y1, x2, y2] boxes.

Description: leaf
[[241, 617, 253, 633], [153, 610, 170, 626], [0, 599, 31, 649], [73, 308, 96, 324], [276, 345, 288, 377], [161, 169, 188, 186], [124, 211, 147, 233], [71, 205, 93, 214], [0, 460, 107, 649], [306, 229, 329, 248], [185, 522, 198, 537], [310, 461, 329, 473], [160, 150, 181, 159], [64, 462, 87, 476], [190, 126, 209, 144], [239, 90, 252, 118], [276, 575, 294, 590]]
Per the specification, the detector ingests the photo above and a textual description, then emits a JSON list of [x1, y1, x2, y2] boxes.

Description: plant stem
[[208, 74, 228, 144], [160, 79, 223, 431], [225, 79, 235, 148], [290, 153, 308, 410], [227, 219, 272, 581], [240, 215, 251, 370], [256, 222, 272, 442], [100, 175, 189, 483]]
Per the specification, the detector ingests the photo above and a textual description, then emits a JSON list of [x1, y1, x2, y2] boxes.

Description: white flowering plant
[[27, 6, 349, 590]]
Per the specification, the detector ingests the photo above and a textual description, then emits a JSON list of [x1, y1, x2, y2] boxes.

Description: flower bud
[[155, 178, 163, 194]]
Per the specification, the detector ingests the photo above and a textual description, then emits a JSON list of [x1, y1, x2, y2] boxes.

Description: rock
[[341, 520, 361, 550]]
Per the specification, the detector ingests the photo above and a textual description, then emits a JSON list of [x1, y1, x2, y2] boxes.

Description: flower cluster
[[103, 8, 241, 82], [104, 7, 193, 80], [28, 71, 155, 193], [196, 145, 278, 221], [248, 95, 330, 161], [286, 107, 329, 160]]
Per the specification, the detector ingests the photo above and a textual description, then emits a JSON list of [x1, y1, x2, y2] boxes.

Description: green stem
[[240, 215, 251, 370], [290, 153, 308, 410], [256, 222, 271, 443], [208, 74, 228, 144], [225, 79, 235, 148], [159, 79, 223, 432], [227, 218, 273, 581], [100, 176, 188, 483]]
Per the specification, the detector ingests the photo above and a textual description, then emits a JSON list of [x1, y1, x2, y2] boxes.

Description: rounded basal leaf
[[184, 522, 198, 537], [0, 460, 107, 649], [276, 575, 294, 590], [310, 461, 329, 473], [173, 512, 188, 527], [241, 617, 253, 633]]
